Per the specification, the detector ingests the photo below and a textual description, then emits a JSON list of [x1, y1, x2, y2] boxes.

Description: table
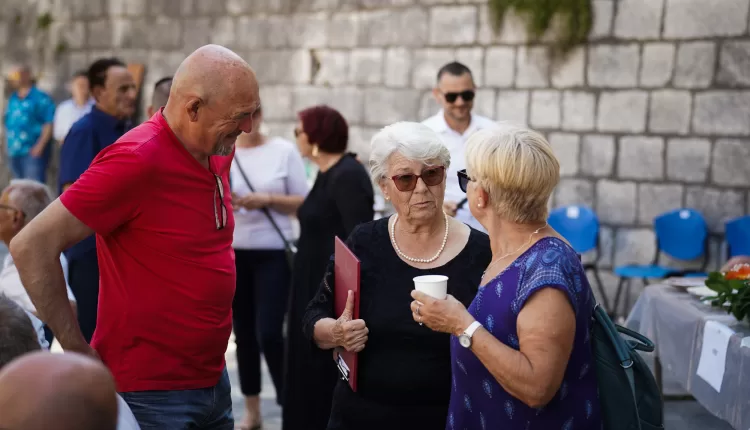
[[626, 284, 750, 430]]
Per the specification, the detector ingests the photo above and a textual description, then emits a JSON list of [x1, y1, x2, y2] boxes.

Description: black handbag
[[232, 155, 298, 269], [592, 305, 664, 430]]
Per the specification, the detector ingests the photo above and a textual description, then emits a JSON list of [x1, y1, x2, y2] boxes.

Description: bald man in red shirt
[[10, 44, 261, 429]]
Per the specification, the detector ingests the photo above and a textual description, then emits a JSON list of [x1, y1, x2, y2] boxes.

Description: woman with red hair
[[283, 105, 374, 430]]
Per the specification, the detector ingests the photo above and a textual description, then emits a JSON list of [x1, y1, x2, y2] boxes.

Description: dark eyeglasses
[[457, 169, 475, 193], [443, 90, 475, 104], [390, 166, 445, 192], [213, 174, 228, 230]]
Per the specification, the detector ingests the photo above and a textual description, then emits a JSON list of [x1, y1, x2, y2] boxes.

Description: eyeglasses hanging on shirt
[[213, 173, 228, 230]]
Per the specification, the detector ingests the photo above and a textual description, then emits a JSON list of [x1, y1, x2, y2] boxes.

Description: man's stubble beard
[[212, 140, 235, 156]]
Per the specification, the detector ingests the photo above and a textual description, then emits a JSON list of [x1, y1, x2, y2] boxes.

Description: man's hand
[[443, 201, 458, 217], [330, 290, 368, 353], [29, 142, 46, 158]]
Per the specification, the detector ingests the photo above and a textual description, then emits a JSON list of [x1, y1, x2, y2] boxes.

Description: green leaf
[[36, 12, 53, 30], [487, 0, 593, 56], [706, 279, 732, 294]]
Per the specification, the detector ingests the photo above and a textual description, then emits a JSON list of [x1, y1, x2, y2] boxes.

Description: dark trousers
[[67, 250, 99, 343], [233, 249, 290, 403]]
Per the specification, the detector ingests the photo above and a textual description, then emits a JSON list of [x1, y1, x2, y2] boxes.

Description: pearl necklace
[[390, 212, 449, 264]]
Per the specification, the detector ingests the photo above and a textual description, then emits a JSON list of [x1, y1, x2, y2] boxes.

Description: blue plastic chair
[[612, 209, 708, 318], [726, 215, 750, 258], [548, 205, 610, 311]]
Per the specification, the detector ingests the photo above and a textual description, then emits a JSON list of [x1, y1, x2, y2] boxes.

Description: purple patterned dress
[[447, 237, 602, 430]]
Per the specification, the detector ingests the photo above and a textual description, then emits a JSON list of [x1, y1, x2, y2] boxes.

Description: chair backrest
[[653, 209, 707, 261], [548, 205, 599, 254], [726, 216, 750, 258]]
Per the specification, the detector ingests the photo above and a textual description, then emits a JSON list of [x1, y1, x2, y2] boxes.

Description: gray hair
[[368, 122, 451, 183], [6, 180, 54, 224], [0, 295, 41, 370]]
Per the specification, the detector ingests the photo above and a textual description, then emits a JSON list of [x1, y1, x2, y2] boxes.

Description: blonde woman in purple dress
[[411, 124, 602, 430]]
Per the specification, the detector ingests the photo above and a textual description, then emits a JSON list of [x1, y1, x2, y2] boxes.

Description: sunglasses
[[213, 174, 228, 230], [443, 90, 475, 104], [390, 166, 445, 192], [457, 169, 475, 193]]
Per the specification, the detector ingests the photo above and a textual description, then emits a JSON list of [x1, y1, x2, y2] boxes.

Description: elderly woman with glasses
[[411, 124, 602, 430], [302, 122, 491, 430]]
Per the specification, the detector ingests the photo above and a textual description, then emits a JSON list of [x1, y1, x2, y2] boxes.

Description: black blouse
[[302, 217, 492, 430]]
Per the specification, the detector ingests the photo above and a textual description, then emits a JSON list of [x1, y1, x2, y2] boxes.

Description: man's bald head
[[0, 352, 118, 430], [164, 45, 260, 160]]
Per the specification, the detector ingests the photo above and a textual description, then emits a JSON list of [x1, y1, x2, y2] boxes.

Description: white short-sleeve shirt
[[230, 137, 310, 250], [0, 253, 77, 315], [53, 98, 94, 142], [422, 111, 499, 232]]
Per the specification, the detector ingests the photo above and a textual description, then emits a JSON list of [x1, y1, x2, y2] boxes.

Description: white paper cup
[[413, 275, 448, 299]]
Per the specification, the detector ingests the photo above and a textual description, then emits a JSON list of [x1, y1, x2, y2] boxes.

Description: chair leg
[[588, 267, 610, 312], [612, 277, 627, 319], [623, 279, 637, 318]]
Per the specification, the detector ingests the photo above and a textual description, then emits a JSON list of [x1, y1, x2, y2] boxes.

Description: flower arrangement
[[705, 264, 750, 321]]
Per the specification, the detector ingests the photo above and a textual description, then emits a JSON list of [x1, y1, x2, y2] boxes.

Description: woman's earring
[[312, 145, 319, 157]]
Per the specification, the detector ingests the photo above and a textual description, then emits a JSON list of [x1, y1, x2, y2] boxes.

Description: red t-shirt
[[60, 111, 236, 392]]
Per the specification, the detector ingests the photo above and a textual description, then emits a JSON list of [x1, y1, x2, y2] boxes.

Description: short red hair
[[297, 105, 348, 154]]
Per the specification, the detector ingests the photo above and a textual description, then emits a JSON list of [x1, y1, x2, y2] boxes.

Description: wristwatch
[[458, 321, 483, 349]]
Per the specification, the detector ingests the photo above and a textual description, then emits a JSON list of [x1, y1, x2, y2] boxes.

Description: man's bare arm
[[9, 199, 96, 355]]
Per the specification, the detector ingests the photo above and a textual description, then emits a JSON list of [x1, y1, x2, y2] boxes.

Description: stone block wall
[[1, 0, 749, 301]]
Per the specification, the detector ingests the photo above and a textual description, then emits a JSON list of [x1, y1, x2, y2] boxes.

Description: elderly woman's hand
[[234, 192, 272, 211], [331, 291, 369, 352], [410, 290, 475, 336]]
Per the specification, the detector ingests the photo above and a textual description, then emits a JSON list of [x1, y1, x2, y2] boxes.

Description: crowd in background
[[0, 42, 742, 430]]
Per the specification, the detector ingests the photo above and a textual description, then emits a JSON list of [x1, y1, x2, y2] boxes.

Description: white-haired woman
[[302, 122, 491, 430], [411, 125, 602, 429]]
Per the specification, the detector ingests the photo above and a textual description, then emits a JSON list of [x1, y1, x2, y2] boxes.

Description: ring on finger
[[416, 304, 421, 316]]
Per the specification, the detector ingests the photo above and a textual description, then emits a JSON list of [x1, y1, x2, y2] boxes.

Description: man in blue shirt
[[3, 66, 56, 183], [59, 57, 137, 343]]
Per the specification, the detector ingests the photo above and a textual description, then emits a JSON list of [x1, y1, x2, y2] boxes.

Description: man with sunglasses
[[422, 62, 498, 232], [10, 45, 260, 429]]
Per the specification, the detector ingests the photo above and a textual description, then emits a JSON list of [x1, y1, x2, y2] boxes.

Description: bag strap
[[232, 155, 297, 254], [594, 305, 643, 430]]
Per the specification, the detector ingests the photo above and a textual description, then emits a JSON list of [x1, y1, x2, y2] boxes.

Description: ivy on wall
[[488, 0, 593, 56]]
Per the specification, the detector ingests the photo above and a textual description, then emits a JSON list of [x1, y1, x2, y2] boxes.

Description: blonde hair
[[465, 123, 559, 223]]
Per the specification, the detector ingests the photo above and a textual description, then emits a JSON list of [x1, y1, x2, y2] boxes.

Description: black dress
[[282, 153, 375, 430], [302, 218, 492, 430]]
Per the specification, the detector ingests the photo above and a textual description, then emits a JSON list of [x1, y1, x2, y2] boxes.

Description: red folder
[[333, 236, 361, 392]]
